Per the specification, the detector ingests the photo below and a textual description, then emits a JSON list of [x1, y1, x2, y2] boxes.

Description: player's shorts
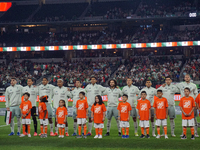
[[72, 108, 77, 120], [57, 124, 65, 128], [182, 118, 194, 127], [88, 106, 92, 118], [94, 123, 104, 128], [107, 107, 118, 120], [168, 106, 176, 119], [31, 106, 37, 117], [40, 119, 48, 125], [155, 119, 167, 126], [130, 107, 137, 118], [194, 107, 198, 117], [10, 106, 21, 118], [150, 107, 154, 118], [120, 121, 130, 128], [22, 119, 31, 125], [77, 118, 87, 125], [139, 120, 150, 128], [46, 103, 53, 118]]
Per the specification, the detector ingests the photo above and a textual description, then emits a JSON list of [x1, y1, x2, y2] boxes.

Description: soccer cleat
[[19, 134, 25, 137], [28, 134, 31, 138], [125, 135, 129, 139], [94, 135, 99, 139], [58, 135, 62, 138], [8, 132, 15, 136], [140, 134, 145, 138], [152, 133, 156, 137], [76, 135, 82, 138], [83, 135, 87, 139], [181, 135, 187, 140], [40, 134, 44, 138], [34, 132, 37, 136], [65, 132, 69, 136], [17, 132, 20, 136], [72, 133, 77, 136], [146, 134, 150, 139], [191, 135, 195, 140], [135, 133, 139, 136], [118, 132, 121, 136], [61, 135, 64, 138], [156, 135, 161, 139], [50, 132, 55, 136], [82, 133, 84, 136], [86, 132, 92, 136], [171, 134, 176, 137], [122, 135, 126, 139], [165, 135, 168, 139], [104, 132, 110, 136], [195, 134, 199, 138], [98, 135, 102, 139], [54, 132, 58, 136], [161, 133, 164, 137], [39, 133, 42, 136], [44, 134, 47, 138]]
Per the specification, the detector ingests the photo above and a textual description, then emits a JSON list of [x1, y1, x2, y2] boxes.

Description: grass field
[[1, 101, 200, 150]]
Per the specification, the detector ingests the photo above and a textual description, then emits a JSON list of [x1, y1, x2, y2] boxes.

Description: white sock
[[55, 127, 58, 133], [151, 122, 155, 135], [10, 118, 14, 133], [107, 119, 111, 132], [17, 118, 21, 133], [50, 123, 53, 133], [74, 122, 77, 134], [170, 119, 175, 135], [65, 127, 68, 133], [88, 122, 93, 133], [133, 121, 138, 133], [116, 119, 121, 133]]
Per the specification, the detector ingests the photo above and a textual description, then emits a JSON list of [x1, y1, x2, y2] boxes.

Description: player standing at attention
[[157, 76, 178, 137], [38, 77, 55, 136], [56, 100, 68, 138], [137, 91, 151, 139], [38, 95, 49, 138], [102, 79, 123, 136], [179, 88, 195, 140], [117, 94, 132, 139], [153, 90, 168, 139], [122, 78, 140, 136], [139, 80, 157, 137], [19, 92, 32, 137], [91, 95, 106, 139], [52, 79, 71, 136], [76, 92, 88, 138], [23, 78, 38, 136], [85, 76, 106, 136], [195, 93, 200, 117], [177, 74, 199, 137], [5, 77, 23, 136], [70, 80, 86, 136]]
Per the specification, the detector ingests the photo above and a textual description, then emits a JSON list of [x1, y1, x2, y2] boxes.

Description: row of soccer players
[[5, 74, 200, 138]]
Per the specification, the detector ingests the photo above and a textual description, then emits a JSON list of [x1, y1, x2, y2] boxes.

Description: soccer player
[[5, 77, 23, 136], [177, 74, 199, 137], [70, 80, 86, 136], [52, 79, 71, 136], [91, 95, 106, 139], [122, 78, 140, 136], [117, 94, 132, 139], [153, 90, 168, 139], [56, 100, 68, 138], [76, 92, 88, 139], [102, 79, 123, 136], [195, 93, 200, 114], [19, 92, 32, 137], [23, 78, 38, 136], [38, 77, 55, 136], [157, 76, 178, 136], [85, 76, 106, 136], [38, 95, 49, 138], [137, 91, 151, 139], [139, 80, 157, 137], [179, 88, 195, 140]]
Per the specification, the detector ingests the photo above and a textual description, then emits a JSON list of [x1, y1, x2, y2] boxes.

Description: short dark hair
[[11, 77, 17, 80], [165, 76, 171, 79], [76, 80, 81, 83], [27, 78, 33, 81], [146, 79, 151, 83], [184, 87, 190, 92], [23, 92, 30, 97], [79, 91, 85, 96], [42, 77, 48, 81], [127, 78, 132, 81], [123, 94, 128, 98], [108, 79, 117, 88], [157, 90, 163, 93], [40, 95, 48, 102], [91, 76, 97, 80], [141, 91, 147, 94]]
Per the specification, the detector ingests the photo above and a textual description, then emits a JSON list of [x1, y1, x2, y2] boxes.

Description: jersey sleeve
[[19, 102, 23, 109], [179, 99, 183, 107], [85, 101, 89, 109], [118, 89, 123, 97], [65, 108, 68, 115], [193, 84, 198, 98], [129, 103, 132, 111], [103, 104, 107, 112], [117, 103, 120, 110], [153, 100, 156, 108], [56, 108, 58, 115], [148, 101, 151, 109], [102, 88, 107, 96], [136, 101, 140, 110], [195, 94, 200, 103], [192, 98, 196, 107], [43, 103, 47, 111], [76, 101, 79, 108], [5, 88, 9, 108], [165, 98, 168, 107], [29, 101, 32, 109], [91, 105, 94, 112]]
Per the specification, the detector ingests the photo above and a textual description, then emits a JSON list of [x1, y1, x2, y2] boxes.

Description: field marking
[[0, 123, 17, 128]]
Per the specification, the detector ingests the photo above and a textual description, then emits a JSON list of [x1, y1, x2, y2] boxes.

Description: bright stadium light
[[189, 13, 197, 17]]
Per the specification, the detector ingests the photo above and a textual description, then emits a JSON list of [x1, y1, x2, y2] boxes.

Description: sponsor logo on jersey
[[140, 103, 147, 111], [183, 100, 191, 108], [157, 102, 164, 109], [94, 106, 101, 113], [121, 106, 127, 113], [23, 104, 29, 112], [58, 110, 64, 118], [78, 103, 84, 110]]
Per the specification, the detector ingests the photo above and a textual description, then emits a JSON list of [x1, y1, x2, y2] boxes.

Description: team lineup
[[4, 74, 200, 140]]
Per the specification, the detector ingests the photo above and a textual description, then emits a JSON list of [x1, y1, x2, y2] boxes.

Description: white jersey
[[23, 85, 39, 107], [5, 84, 23, 107], [52, 86, 72, 109], [102, 87, 122, 107], [122, 85, 140, 107], [85, 83, 106, 107], [139, 87, 157, 106], [38, 84, 55, 104], [70, 87, 86, 108], [157, 84, 179, 106]]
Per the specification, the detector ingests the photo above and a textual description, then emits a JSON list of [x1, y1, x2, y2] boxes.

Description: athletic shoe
[[140, 134, 145, 138], [19, 134, 25, 137], [165, 135, 168, 139], [86, 132, 92, 136], [122, 135, 126, 139], [17, 132, 20, 136], [181, 135, 187, 140], [39, 133, 42, 136], [65, 132, 69, 136], [40, 134, 44, 138], [126, 135, 129, 139], [156, 135, 161, 139], [72, 133, 77, 136], [94, 135, 99, 139], [152, 133, 156, 137], [146, 134, 150, 138], [118, 132, 121, 136], [76, 135, 82, 138], [98, 135, 102, 139], [61, 135, 64, 138], [104, 132, 110, 136], [161, 133, 164, 137], [171, 134, 176, 137], [54, 132, 58, 136], [58, 135, 62, 138], [191, 135, 195, 140], [28, 134, 31, 138], [180, 134, 183, 137], [83, 135, 87, 139], [82, 133, 84, 136], [34, 132, 37, 136], [195, 134, 199, 138], [135, 133, 139, 136], [8, 132, 15, 136], [50, 132, 55, 136], [44, 134, 47, 138], [24, 132, 27, 136]]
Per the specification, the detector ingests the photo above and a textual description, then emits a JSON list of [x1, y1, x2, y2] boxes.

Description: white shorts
[[22, 119, 31, 125], [57, 124, 65, 128], [139, 120, 150, 128], [77, 118, 87, 125], [120, 121, 130, 128], [40, 119, 48, 125], [155, 119, 167, 126], [94, 123, 104, 128], [182, 118, 194, 127]]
